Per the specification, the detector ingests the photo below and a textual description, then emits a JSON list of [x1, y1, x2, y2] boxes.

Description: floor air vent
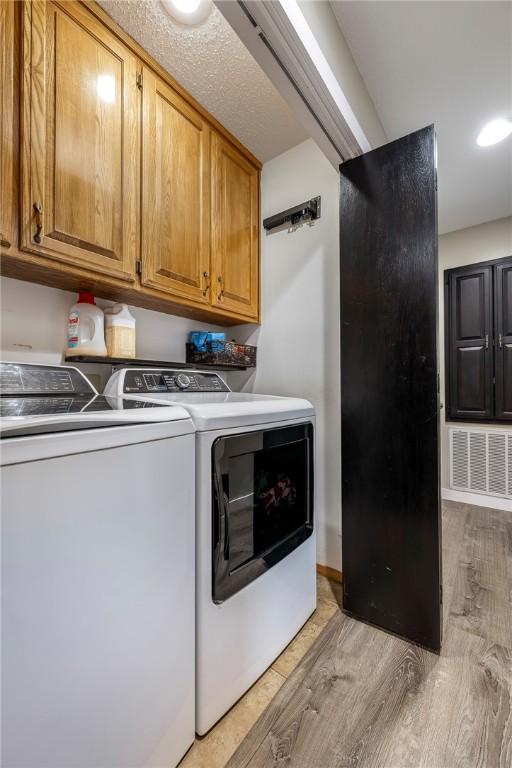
[[449, 427, 511, 500]]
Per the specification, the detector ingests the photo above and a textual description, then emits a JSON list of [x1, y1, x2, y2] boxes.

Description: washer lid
[[0, 394, 193, 438], [0, 362, 193, 438]]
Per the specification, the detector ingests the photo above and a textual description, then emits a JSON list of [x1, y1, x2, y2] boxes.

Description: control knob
[[175, 373, 191, 390]]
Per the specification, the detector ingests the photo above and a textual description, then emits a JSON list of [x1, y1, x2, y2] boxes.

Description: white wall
[[230, 138, 342, 571], [438, 215, 512, 488], [0, 276, 225, 391], [297, 0, 386, 150]]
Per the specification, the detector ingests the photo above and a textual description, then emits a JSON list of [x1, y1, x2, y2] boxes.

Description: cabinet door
[[1, 1, 19, 251], [211, 134, 259, 320], [495, 260, 512, 420], [21, 1, 138, 282], [141, 67, 210, 303], [447, 265, 493, 419]]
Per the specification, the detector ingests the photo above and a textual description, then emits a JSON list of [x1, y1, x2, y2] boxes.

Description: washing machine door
[[212, 422, 314, 602]]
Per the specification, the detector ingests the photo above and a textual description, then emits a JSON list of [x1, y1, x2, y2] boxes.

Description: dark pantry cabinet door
[[447, 265, 493, 419], [495, 261, 512, 420], [340, 125, 441, 651]]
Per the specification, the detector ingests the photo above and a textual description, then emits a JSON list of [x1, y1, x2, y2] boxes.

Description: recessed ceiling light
[[476, 118, 512, 147], [160, 0, 212, 26]]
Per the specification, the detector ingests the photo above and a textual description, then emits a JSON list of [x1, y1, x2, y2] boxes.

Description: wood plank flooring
[[179, 575, 340, 767], [227, 502, 512, 768]]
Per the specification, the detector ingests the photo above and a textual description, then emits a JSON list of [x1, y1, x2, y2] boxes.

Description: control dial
[[175, 373, 191, 390]]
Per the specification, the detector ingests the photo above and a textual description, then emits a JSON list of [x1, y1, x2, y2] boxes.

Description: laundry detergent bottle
[[66, 291, 107, 357]]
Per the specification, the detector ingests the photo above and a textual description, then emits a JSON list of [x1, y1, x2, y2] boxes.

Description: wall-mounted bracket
[[263, 196, 321, 233]]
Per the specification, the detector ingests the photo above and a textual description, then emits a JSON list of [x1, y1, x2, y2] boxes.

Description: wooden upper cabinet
[[141, 67, 210, 303], [1, 1, 19, 252], [5, 0, 261, 322], [211, 134, 259, 320], [21, 1, 139, 282]]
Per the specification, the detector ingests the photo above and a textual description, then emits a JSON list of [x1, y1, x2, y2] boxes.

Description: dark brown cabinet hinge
[[136, 72, 143, 90], [135, 259, 142, 275], [33, 202, 43, 244]]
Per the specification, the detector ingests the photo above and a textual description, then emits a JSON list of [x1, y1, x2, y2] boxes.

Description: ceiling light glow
[[160, 0, 211, 26], [477, 118, 512, 147], [172, 0, 200, 13]]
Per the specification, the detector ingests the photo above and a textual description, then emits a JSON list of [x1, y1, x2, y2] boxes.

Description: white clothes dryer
[[105, 367, 316, 734]]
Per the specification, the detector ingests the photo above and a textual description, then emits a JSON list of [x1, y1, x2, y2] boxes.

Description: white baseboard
[[442, 487, 512, 512]]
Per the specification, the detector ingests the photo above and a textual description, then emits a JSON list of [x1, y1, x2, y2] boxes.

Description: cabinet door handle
[[498, 332, 503, 349], [217, 275, 224, 301], [33, 202, 43, 244], [485, 334, 489, 349], [202, 271, 210, 297]]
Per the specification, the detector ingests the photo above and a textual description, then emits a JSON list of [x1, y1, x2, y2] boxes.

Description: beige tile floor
[[178, 573, 342, 768]]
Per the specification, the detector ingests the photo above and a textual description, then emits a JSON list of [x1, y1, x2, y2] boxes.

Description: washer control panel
[[175, 373, 191, 390], [122, 369, 230, 394], [0, 362, 95, 395]]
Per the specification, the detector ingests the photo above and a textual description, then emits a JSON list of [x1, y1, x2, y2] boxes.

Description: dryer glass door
[[212, 423, 314, 602]]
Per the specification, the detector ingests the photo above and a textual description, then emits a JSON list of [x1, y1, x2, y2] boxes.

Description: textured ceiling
[[331, 1, 512, 234], [98, 0, 308, 163]]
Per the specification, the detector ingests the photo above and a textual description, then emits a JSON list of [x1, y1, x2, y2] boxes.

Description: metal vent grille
[[452, 430, 469, 488], [449, 428, 512, 499], [469, 432, 486, 492], [489, 434, 507, 496]]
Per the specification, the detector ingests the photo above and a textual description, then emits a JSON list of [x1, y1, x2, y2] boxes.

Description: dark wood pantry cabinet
[[445, 256, 512, 422], [445, 263, 493, 419], [495, 260, 512, 419]]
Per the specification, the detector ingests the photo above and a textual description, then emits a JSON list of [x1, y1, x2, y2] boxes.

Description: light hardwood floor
[[226, 501, 512, 768]]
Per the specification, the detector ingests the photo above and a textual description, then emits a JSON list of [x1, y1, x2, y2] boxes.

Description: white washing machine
[[105, 368, 316, 734], [1, 362, 196, 768]]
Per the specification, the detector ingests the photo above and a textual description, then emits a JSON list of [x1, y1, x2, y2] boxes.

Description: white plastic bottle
[[104, 304, 136, 359], [66, 291, 107, 357]]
